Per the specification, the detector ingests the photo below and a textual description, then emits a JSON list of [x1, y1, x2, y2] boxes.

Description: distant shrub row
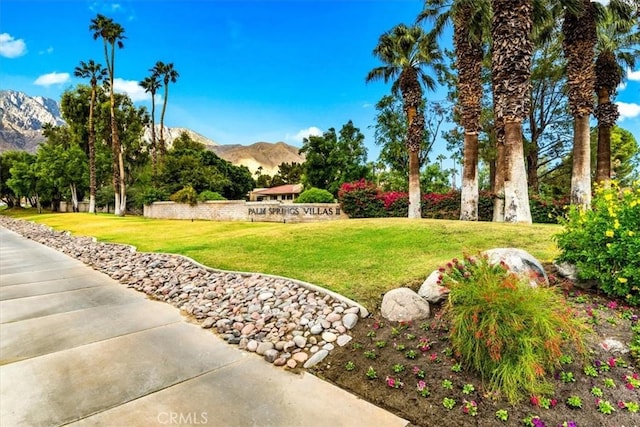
[[337, 179, 566, 224]]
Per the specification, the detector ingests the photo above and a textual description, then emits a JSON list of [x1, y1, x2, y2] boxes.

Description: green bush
[[198, 190, 226, 202], [530, 194, 567, 224], [294, 187, 335, 203], [139, 187, 169, 206], [170, 186, 198, 206], [441, 254, 587, 403], [631, 323, 640, 367], [555, 181, 640, 305]]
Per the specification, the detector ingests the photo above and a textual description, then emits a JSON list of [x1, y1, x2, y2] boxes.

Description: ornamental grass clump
[[440, 255, 588, 404]]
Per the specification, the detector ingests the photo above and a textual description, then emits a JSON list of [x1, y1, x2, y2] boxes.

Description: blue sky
[[1, 0, 639, 167]]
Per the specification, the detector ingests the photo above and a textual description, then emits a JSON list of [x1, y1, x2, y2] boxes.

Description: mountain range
[[0, 90, 304, 176]]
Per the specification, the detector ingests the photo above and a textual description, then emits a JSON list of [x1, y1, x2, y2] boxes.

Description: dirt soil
[[311, 271, 639, 427]]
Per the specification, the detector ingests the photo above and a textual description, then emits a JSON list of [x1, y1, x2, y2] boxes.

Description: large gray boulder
[[418, 270, 450, 304], [482, 248, 548, 286], [381, 287, 430, 322]]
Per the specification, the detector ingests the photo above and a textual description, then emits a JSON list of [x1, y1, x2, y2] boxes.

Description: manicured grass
[[2, 209, 561, 309]]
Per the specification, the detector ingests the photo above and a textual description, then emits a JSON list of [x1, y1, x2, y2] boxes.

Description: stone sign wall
[[144, 201, 348, 223]]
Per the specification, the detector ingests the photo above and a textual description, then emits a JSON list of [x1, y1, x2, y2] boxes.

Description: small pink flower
[[550, 399, 558, 408], [530, 396, 540, 406], [607, 301, 618, 310], [386, 376, 395, 388], [608, 357, 617, 368], [618, 401, 626, 409], [412, 366, 420, 375], [625, 383, 634, 390]]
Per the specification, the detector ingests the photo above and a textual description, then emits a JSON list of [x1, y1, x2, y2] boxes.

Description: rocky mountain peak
[[0, 90, 65, 131]]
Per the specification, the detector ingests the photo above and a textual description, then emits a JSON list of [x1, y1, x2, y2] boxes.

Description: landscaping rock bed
[[0, 216, 364, 369]]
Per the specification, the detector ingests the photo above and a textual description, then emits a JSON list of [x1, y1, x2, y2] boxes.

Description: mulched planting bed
[[311, 275, 639, 427]]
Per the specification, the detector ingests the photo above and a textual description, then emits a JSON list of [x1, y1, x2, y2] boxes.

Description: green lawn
[[2, 209, 562, 309]]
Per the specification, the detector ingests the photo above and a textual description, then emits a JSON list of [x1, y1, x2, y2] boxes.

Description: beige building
[[249, 184, 304, 202]]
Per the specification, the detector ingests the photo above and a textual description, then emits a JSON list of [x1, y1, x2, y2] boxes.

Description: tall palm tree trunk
[[110, 47, 126, 216], [594, 50, 620, 187], [455, 4, 483, 221], [491, 0, 533, 223], [595, 87, 614, 185], [150, 94, 158, 183], [159, 84, 169, 161], [563, 0, 596, 210], [88, 86, 97, 214], [405, 104, 424, 219]]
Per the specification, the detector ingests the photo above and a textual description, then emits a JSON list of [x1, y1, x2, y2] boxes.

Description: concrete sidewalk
[[0, 227, 408, 427]]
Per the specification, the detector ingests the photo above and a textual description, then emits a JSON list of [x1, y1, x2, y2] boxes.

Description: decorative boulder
[[418, 270, 450, 304], [553, 261, 595, 289], [381, 287, 430, 322], [482, 248, 548, 287]]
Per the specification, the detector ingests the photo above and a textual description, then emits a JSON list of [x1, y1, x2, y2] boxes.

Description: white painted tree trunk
[[571, 115, 592, 210], [460, 132, 479, 221], [408, 149, 421, 219], [503, 121, 532, 223]]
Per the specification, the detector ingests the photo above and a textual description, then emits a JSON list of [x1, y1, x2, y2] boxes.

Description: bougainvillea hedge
[[338, 180, 565, 224]]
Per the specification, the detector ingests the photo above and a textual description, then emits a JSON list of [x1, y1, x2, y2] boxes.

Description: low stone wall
[[143, 201, 348, 223]]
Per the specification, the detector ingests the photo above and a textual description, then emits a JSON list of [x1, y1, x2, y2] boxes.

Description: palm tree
[[562, 0, 597, 210], [139, 73, 161, 181], [419, 0, 489, 221], [594, 4, 639, 185], [74, 59, 107, 214], [152, 61, 179, 160], [366, 24, 443, 219], [491, 0, 533, 223], [90, 14, 127, 216]]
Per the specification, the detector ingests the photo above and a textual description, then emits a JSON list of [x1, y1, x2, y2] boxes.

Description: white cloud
[[616, 101, 640, 120], [291, 126, 322, 143], [113, 78, 151, 102], [0, 33, 27, 58], [39, 46, 54, 55], [626, 68, 640, 81], [34, 72, 70, 86]]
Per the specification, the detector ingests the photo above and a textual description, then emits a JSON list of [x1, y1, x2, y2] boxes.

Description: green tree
[[366, 24, 443, 218], [275, 162, 304, 184], [39, 126, 89, 211], [299, 121, 369, 195], [299, 129, 339, 192], [526, 25, 574, 194], [334, 120, 369, 189], [158, 131, 253, 199], [1, 151, 33, 207], [90, 13, 127, 215], [6, 153, 37, 208], [371, 94, 436, 177], [152, 61, 179, 159]]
